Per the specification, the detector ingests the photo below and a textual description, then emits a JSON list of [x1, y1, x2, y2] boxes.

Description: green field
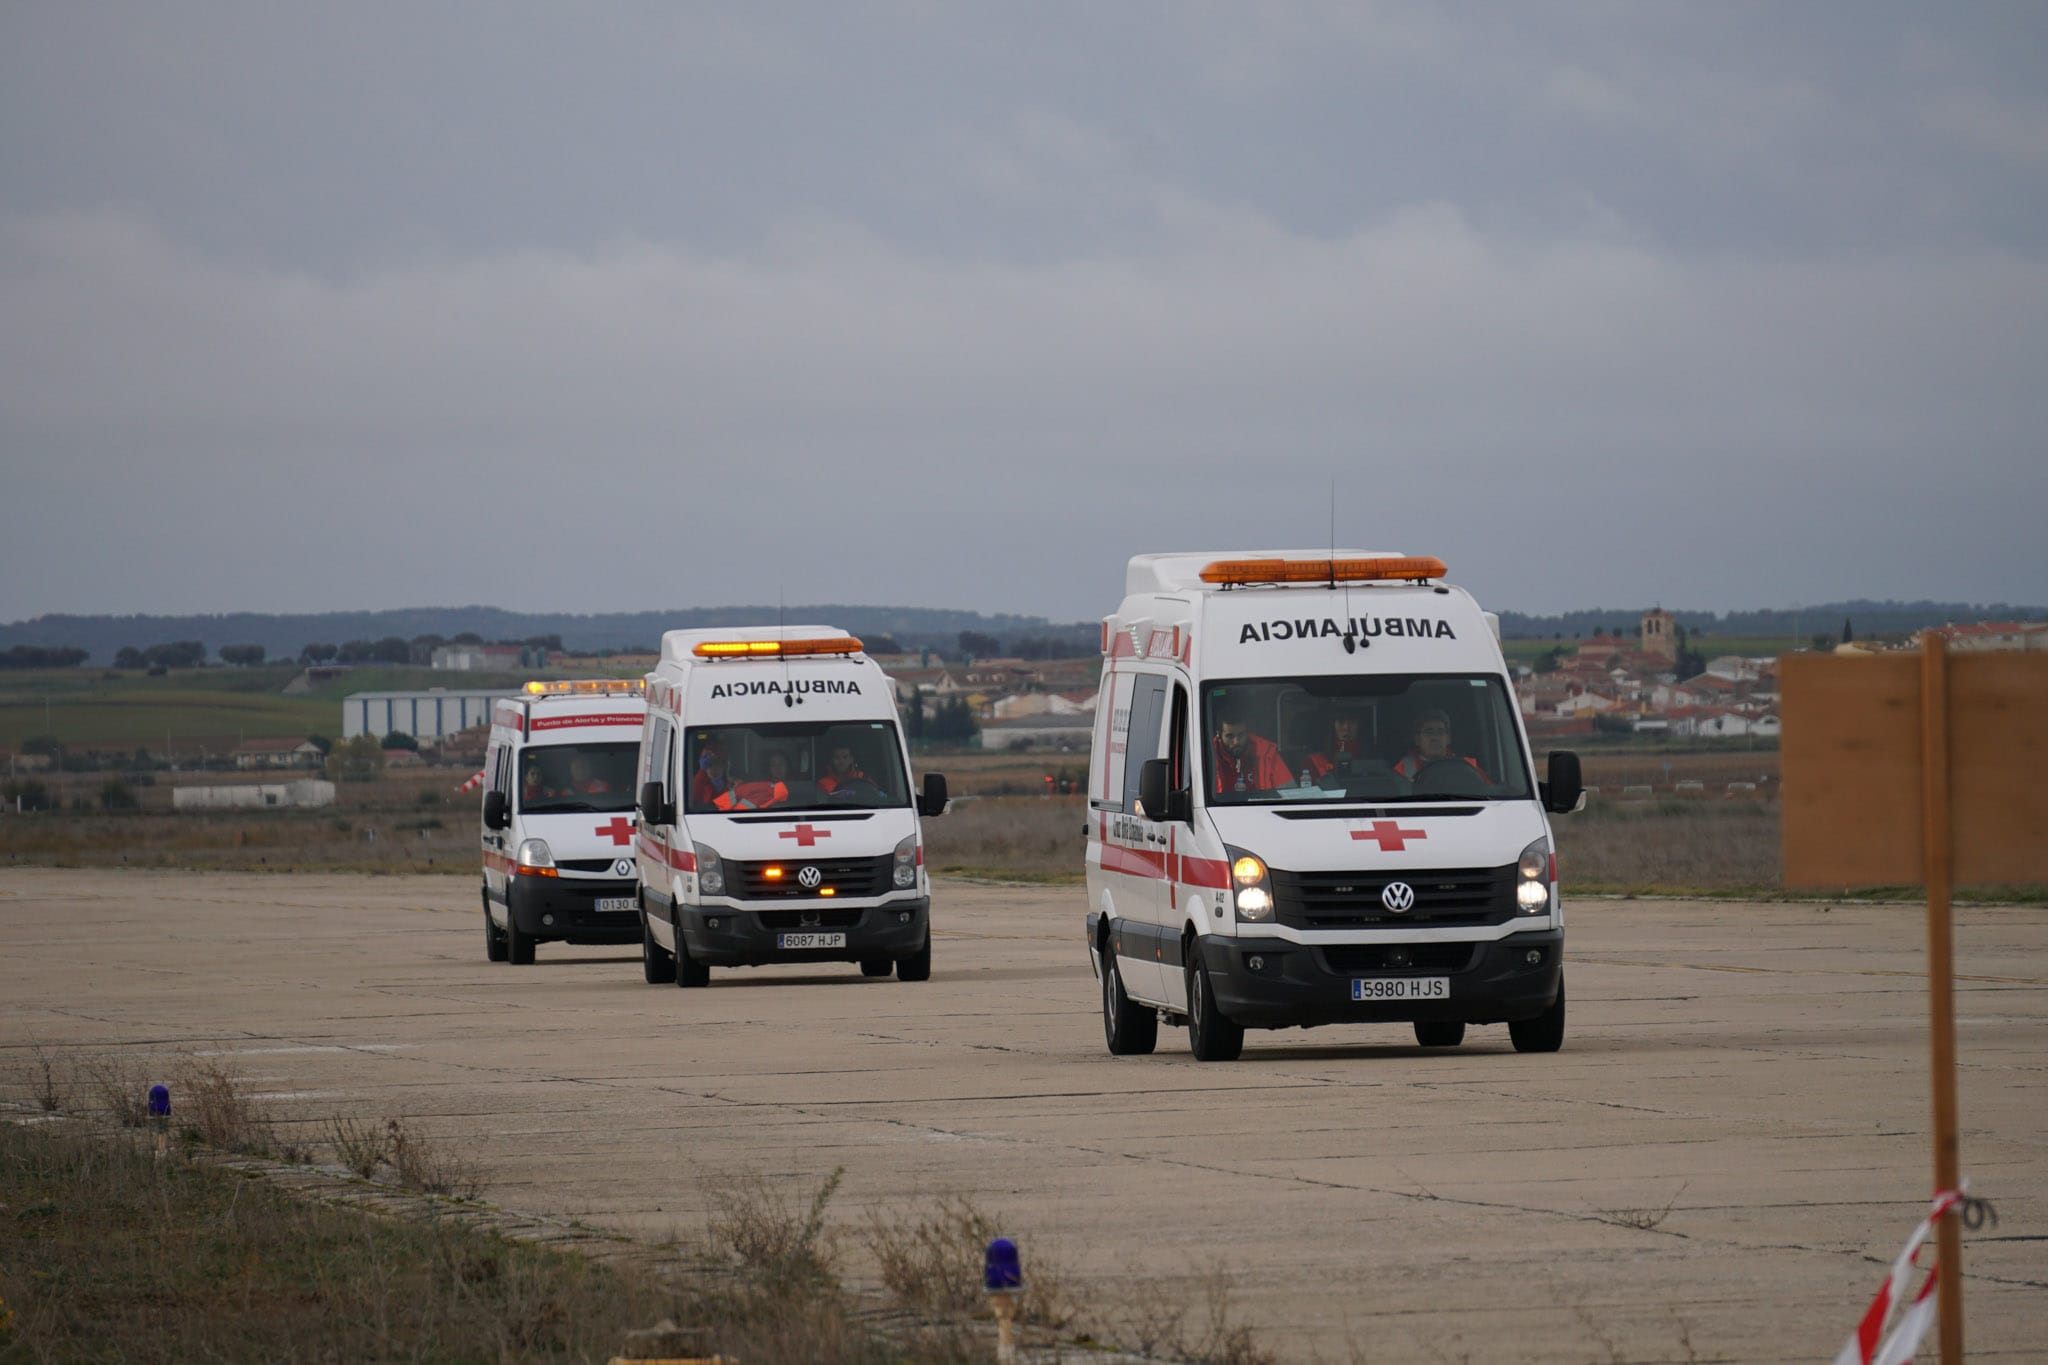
[[0, 665, 539, 754]]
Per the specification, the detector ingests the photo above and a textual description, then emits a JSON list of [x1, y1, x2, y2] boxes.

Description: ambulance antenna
[[1333, 477, 1362, 654], [779, 588, 799, 707]]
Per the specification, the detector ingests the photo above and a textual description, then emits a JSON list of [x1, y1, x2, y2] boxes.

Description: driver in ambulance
[[1394, 710, 1493, 783]]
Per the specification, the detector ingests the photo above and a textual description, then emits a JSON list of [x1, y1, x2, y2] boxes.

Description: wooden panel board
[[1950, 654, 2048, 885], [1782, 652, 2048, 887]]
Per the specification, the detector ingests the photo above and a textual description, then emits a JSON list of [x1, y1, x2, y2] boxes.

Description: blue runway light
[[148, 1084, 170, 1117], [984, 1236, 1023, 1292]]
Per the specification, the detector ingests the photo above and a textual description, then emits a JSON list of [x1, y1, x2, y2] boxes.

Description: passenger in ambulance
[[1304, 712, 1367, 782], [1393, 710, 1493, 784], [718, 750, 793, 811], [567, 754, 611, 796], [817, 743, 870, 796], [1211, 710, 1292, 794], [689, 745, 732, 808], [521, 758, 548, 805]]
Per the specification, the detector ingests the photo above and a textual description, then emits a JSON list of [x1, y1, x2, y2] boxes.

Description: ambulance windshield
[[1201, 675, 1531, 804], [517, 742, 638, 814], [683, 720, 910, 814]]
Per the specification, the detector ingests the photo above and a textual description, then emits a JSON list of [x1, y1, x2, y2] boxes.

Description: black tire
[[1413, 1020, 1466, 1048], [859, 958, 893, 978], [896, 931, 932, 983], [506, 908, 536, 966], [1101, 947, 1157, 1056], [672, 909, 709, 988], [1509, 977, 1566, 1053], [1186, 949, 1244, 1062], [482, 890, 508, 963], [641, 906, 675, 985]]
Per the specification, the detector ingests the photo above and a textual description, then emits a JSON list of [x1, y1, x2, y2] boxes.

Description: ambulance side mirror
[[482, 791, 510, 831], [917, 772, 949, 818], [1137, 759, 1188, 822], [638, 781, 673, 827], [1541, 750, 1584, 815]]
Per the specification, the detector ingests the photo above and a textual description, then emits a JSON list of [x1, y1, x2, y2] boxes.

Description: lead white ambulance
[[1085, 552, 1584, 1060], [480, 680, 649, 964], [633, 627, 948, 987]]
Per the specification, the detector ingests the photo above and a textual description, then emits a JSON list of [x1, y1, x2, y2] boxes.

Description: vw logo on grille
[[1380, 881, 1416, 913], [613, 859, 633, 877], [798, 865, 823, 889]]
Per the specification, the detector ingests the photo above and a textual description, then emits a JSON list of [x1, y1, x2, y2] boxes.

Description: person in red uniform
[[1394, 710, 1492, 782], [1211, 712, 1291, 794], [716, 750, 792, 811], [568, 754, 610, 795], [689, 745, 732, 808], [1305, 713, 1367, 781], [817, 744, 868, 795]]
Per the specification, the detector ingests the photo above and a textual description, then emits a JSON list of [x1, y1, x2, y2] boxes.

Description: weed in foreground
[[23, 1036, 65, 1112], [861, 1192, 1077, 1331], [77, 1052, 155, 1127], [1099, 1265, 1276, 1365], [171, 1054, 277, 1156], [709, 1165, 845, 1295], [1593, 1181, 1689, 1232], [326, 1113, 387, 1179], [385, 1117, 486, 1199]]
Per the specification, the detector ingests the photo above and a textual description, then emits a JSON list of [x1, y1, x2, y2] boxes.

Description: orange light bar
[[1198, 556, 1447, 586], [692, 636, 864, 658], [764, 866, 784, 880], [818, 887, 836, 897], [524, 679, 645, 695]]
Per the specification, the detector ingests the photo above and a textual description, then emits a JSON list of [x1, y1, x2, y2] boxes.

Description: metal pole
[[1921, 633, 1963, 1363]]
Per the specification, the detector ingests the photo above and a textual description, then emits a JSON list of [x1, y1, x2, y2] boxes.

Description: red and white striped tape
[[1832, 1188, 1964, 1365], [455, 770, 485, 794]]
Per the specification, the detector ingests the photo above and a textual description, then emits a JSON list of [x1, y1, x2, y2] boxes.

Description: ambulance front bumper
[[1198, 930, 1562, 1030], [506, 876, 641, 944], [677, 897, 929, 966]]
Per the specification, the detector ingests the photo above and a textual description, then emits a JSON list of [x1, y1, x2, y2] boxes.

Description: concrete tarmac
[[2, 868, 2042, 1362]]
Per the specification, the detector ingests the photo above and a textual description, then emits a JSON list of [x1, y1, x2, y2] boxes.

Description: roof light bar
[[1198, 556, 1448, 586], [523, 679, 646, 695], [692, 637, 864, 659]]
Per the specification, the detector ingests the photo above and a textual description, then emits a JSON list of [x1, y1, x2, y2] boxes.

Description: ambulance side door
[[482, 737, 512, 909], [1105, 671, 1172, 1002], [637, 715, 676, 909]]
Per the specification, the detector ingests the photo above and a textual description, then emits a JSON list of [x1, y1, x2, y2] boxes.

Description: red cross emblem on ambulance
[[597, 816, 636, 846], [778, 824, 831, 848], [1350, 820, 1426, 852]]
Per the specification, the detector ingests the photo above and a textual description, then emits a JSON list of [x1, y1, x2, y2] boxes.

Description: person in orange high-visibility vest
[[716, 751, 792, 811], [1393, 710, 1492, 783], [1305, 712, 1367, 781]]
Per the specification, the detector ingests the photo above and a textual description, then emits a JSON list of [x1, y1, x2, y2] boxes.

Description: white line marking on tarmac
[[191, 1044, 421, 1056]]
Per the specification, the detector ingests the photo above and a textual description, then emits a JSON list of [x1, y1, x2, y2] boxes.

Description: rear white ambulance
[[479, 681, 648, 964], [1084, 553, 1585, 1060], [633, 627, 949, 987]]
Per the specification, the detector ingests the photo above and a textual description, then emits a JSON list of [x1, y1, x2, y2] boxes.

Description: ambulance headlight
[[1517, 837, 1553, 912], [694, 843, 725, 896], [893, 834, 919, 888], [1225, 844, 1275, 922], [515, 838, 557, 875]]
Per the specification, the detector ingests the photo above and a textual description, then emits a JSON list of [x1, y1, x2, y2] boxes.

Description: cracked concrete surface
[[1, 868, 2042, 1362]]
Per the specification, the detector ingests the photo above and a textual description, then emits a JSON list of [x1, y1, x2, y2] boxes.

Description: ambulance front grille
[[733, 855, 893, 900], [1269, 864, 1516, 929], [1317, 942, 1479, 974]]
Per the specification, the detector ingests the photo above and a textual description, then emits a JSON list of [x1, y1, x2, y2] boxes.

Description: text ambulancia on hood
[[709, 678, 863, 700], [1239, 615, 1456, 645]]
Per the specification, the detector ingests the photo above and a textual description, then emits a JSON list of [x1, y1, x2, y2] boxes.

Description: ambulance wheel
[[1186, 957, 1243, 1062], [1101, 951, 1157, 1056], [859, 958, 893, 977], [1510, 978, 1566, 1054], [482, 891, 508, 964], [896, 931, 932, 983], [1413, 1020, 1465, 1048], [506, 912, 536, 966], [671, 910, 709, 989], [641, 908, 675, 985]]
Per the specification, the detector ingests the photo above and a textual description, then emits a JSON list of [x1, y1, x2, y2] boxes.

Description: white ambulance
[[1084, 552, 1584, 1061], [632, 627, 948, 987], [479, 680, 649, 964]]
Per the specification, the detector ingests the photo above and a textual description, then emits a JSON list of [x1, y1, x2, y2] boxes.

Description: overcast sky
[[3, 3, 2044, 622]]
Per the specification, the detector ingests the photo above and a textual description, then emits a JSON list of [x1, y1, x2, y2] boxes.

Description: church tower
[[1640, 607, 1677, 662]]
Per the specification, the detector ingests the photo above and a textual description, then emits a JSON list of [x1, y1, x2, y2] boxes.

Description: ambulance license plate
[[778, 932, 846, 950], [594, 897, 636, 912], [1352, 977, 1449, 1002]]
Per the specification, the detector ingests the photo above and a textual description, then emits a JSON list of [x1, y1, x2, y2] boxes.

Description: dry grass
[[1556, 800, 1779, 892], [922, 795, 1087, 881], [708, 1165, 846, 1295], [384, 1116, 487, 1200], [860, 1192, 1078, 1332], [326, 1113, 388, 1179]]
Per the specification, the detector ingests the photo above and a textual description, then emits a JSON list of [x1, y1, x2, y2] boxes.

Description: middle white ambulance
[[633, 627, 949, 987], [1084, 551, 1585, 1061]]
